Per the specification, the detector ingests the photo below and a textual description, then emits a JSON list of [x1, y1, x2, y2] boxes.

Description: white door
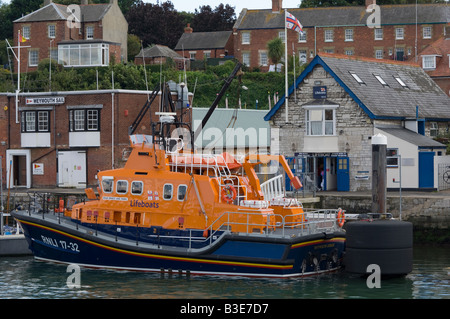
[[58, 151, 86, 188]]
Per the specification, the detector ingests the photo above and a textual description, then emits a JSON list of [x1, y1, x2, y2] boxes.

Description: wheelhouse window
[[21, 111, 50, 132], [131, 181, 143, 195], [305, 108, 336, 136], [177, 184, 187, 201], [58, 43, 109, 67], [102, 178, 114, 193], [116, 180, 128, 194], [69, 109, 100, 132], [163, 184, 173, 200]]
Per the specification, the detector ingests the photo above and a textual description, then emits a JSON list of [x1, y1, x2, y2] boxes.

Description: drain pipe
[[371, 133, 387, 214]]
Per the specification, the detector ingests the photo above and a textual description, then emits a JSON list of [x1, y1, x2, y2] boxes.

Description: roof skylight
[[374, 74, 388, 87], [349, 72, 365, 84], [394, 76, 408, 88]]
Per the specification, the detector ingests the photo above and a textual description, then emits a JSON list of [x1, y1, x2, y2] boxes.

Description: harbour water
[[0, 245, 448, 300]]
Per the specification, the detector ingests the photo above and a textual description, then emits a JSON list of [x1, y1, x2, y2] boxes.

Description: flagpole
[[16, 29, 21, 124], [284, 9, 288, 123]]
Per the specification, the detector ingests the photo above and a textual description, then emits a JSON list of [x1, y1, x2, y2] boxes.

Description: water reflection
[[0, 245, 449, 299]]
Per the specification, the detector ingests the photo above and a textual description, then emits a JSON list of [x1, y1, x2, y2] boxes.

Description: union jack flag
[[285, 11, 303, 34]]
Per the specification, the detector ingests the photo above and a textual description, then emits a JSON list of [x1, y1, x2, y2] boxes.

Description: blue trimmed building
[[264, 54, 450, 191]]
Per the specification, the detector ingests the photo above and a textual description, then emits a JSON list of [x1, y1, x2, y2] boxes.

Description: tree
[[267, 37, 284, 68], [191, 3, 236, 32], [126, 1, 185, 48], [127, 34, 141, 62]]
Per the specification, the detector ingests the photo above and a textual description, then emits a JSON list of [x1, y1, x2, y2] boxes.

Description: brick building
[[175, 24, 234, 62], [233, 0, 449, 71], [12, 0, 128, 72], [265, 54, 450, 192], [134, 44, 186, 70], [417, 28, 450, 96], [0, 87, 189, 189]]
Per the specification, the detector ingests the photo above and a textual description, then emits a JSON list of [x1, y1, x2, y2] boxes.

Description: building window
[[345, 50, 354, 56], [29, 50, 39, 66], [305, 108, 336, 136], [386, 149, 398, 168], [189, 51, 196, 60], [86, 26, 94, 40], [374, 28, 383, 40], [69, 109, 100, 132], [203, 51, 211, 59], [279, 31, 286, 43], [422, 56, 436, 69], [345, 29, 353, 42], [324, 29, 334, 42], [324, 48, 334, 54], [299, 50, 307, 64], [423, 26, 432, 39], [21, 111, 49, 133], [242, 32, 250, 44], [375, 49, 383, 59], [430, 122, 439, 137], [259, 51, 268, 66], [242, 52, 250, 67], [48, 25, 56, 38], [298, 30, 307, 42], [395, 27, 404, 40], [22, 26, 30, 39], [58, 43, 109, 67]]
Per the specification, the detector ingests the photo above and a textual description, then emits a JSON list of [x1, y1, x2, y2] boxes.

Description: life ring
[[336, 208, 345, 227], [221, 184, 237, 203]]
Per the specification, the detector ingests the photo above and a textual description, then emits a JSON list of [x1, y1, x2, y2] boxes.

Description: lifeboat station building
[[264, 53, 450, 192], [0, 86, 190, 189]]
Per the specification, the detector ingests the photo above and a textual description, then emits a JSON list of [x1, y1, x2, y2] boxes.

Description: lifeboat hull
[[13, 211, 345, 278]]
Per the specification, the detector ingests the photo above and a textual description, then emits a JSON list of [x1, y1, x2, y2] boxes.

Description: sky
[[1, 1, 303, 14], [145, 0, 302, 13]]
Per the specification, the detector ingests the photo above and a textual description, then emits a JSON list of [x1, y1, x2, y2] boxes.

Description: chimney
[[184, 23, 193, 34], [365, 0, 376, 7], [272, 0, 282, 13], [44, 0, 52, 5]]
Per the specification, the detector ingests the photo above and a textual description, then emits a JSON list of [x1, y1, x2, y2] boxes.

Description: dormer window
[[422, 55, 437, 69]]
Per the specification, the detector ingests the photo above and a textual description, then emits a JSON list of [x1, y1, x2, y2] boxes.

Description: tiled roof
[[135, 45, 184, 59], [14, 2, 112, 23], [265, 53, 450, 121], [175, 31, 232, 51], [234, 4, 449, 30]]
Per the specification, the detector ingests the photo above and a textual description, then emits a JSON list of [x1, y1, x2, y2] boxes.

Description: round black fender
[[344, 220, 413, 276], [346, 220, 412, 249]]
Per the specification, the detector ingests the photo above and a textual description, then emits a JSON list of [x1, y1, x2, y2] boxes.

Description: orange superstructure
[[67, 132, 304, 234]]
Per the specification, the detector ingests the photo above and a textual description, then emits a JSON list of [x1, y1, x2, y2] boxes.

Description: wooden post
[[372, 134, 387, 214]]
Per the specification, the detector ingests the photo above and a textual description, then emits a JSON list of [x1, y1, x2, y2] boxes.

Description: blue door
[[419, 152, 434, 189], [337, 157, 350, 191]]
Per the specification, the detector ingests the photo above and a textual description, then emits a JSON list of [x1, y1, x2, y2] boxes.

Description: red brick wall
[[1, 90, 191, 188], [234, 23, 445, 70]]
